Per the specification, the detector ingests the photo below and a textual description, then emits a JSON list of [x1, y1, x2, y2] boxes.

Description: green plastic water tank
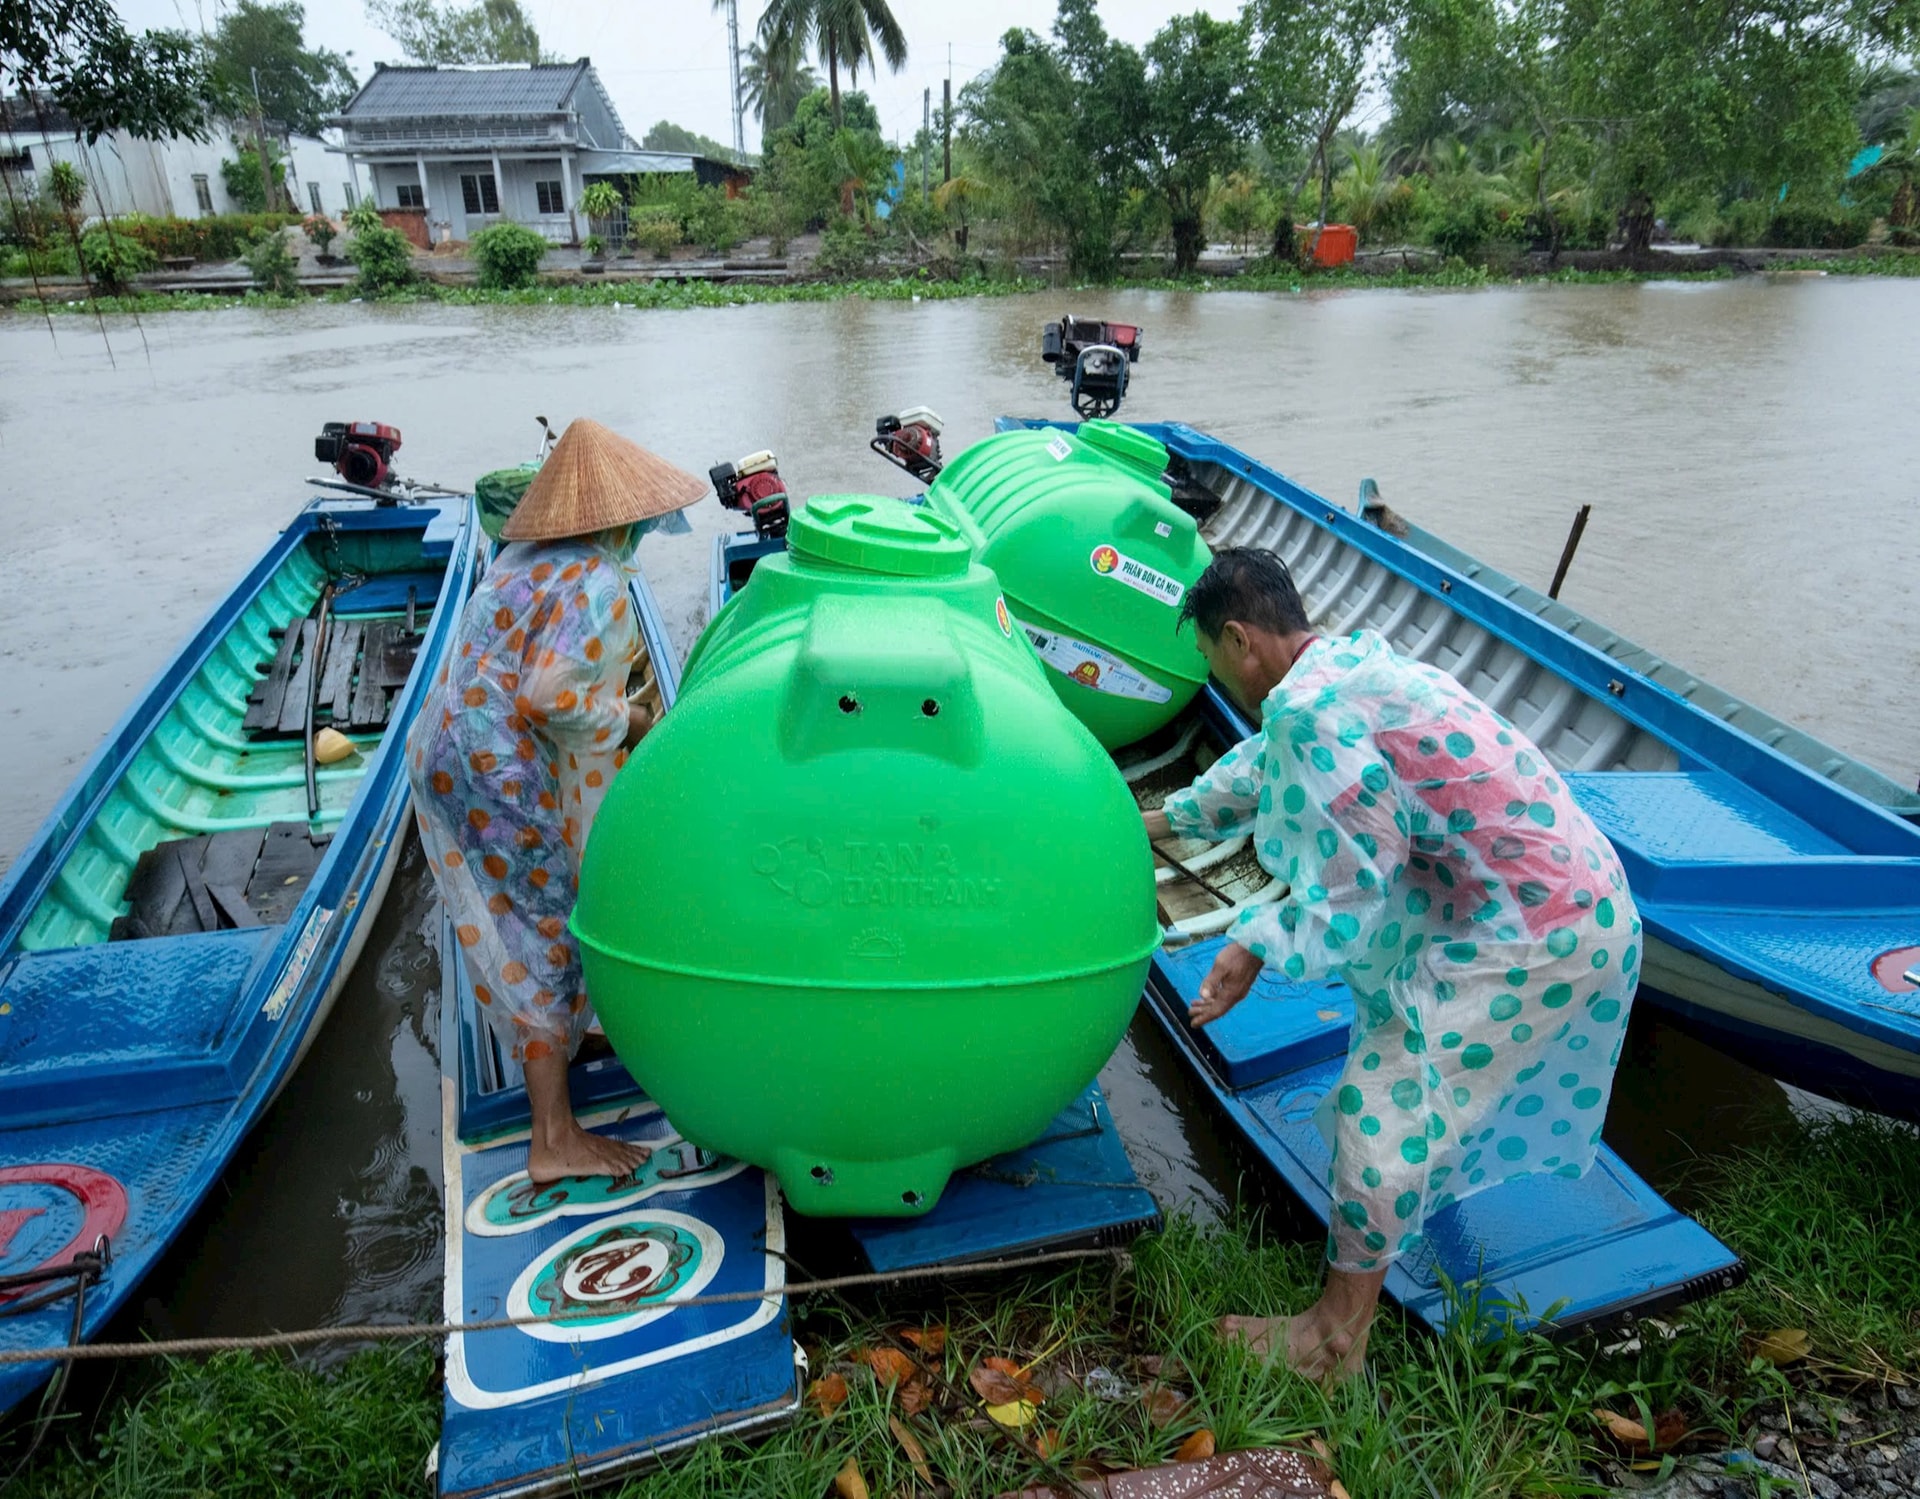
[[927, 421, 1212, 749], [573, 496, 1158, 1218]]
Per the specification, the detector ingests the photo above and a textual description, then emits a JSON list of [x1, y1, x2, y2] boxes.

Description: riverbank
[[11, 1106, 1917, 1499], [5, 249, 1917, 318]]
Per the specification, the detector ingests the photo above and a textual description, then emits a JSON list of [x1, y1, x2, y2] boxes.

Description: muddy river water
[[2, 277, 1916, 1337]]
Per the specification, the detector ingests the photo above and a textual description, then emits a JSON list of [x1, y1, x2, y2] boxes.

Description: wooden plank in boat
[[275, 620, 320, 736], [346, 621, 420, 731], [246, 823, 329, 927], [112, 829, 267, 940], [317, 619, 363, 726], [244, 622, 305, 734]]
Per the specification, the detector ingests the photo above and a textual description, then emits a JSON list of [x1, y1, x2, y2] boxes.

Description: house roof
[[337, 62, 592, 121], [578, 149, 700, 176]]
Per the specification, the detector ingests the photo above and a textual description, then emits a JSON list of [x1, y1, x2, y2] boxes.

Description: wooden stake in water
[[1548, 503, 1593, 600]]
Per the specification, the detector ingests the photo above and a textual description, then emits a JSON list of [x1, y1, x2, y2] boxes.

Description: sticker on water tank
[[994, 594, 1013, 637], [1089, 543, 1186, 607], [1020, 622, 1173, 703], [1046, 434, 1073, 461]]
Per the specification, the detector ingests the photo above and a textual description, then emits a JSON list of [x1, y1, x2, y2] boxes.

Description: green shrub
[[628, 205, 679, 259], [469, 221, 549, 289], [1424, 191, 1498, 259], [79, 227, 157, 288], [687, 186, 744, 254], [1765, 199, 1873, 249], [0, 244, 79, 277], [343, 200, 383, 237], [244, 228, 302, 296], [346, 221, 416, 296], [811, 216, 882, 279], [108, 213, 301, 262]]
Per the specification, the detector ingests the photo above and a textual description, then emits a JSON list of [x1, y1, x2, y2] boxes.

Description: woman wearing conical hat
[[408, 419, 705, 1182]]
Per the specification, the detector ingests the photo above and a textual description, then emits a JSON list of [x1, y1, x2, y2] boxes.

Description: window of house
[[307, 180, 324, 215], [192, 173, 214, 214], [535, 179, 564, 215], [395, 183, 424, 209], [0, 148, 31, 173], [343, 180, 357, 207], [459, 173, 499, 215]]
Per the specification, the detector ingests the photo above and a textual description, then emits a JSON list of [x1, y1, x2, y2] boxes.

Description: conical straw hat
[[500, 418, 707, 541]]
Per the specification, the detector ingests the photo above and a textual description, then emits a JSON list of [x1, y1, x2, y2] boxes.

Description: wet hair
[[1178, 547, 1310, 640]]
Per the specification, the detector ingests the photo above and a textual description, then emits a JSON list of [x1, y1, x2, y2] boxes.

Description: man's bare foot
[[529, 1122, 650, 1185], [1216, 1305, 1372, 1381]]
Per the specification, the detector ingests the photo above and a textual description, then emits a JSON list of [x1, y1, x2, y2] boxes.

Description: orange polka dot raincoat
[[408, 531, 640, 1064]]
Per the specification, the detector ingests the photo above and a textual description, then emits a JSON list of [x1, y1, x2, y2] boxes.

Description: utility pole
[[942, 81, 951, 183], [725, 0, 744, 160], [250, 66, 278, 212], [922, 88, 930, 201]]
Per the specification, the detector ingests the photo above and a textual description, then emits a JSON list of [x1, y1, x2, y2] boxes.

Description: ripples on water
[[2, 278, 1914, 1334]]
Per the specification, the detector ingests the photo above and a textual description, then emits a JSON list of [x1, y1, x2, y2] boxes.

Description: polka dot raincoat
[[1164, 630, 1641, 1271], [408, 531, 642, 1066]]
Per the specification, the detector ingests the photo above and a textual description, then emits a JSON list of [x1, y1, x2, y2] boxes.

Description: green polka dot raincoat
[[1164, 630, 1640, 1271]]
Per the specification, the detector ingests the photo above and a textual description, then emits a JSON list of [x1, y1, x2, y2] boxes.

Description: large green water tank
[[927, 422, 1212, 750], [573, 495, 1159, 1218]]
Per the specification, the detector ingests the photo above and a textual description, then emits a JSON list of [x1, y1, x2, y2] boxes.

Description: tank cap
[[790, 494, 972, 578], [1078, 419, 1170, 482]]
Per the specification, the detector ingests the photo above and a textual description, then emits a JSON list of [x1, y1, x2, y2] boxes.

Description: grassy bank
[[4, 252, 1918, 320], [11, 1108, 1916, 1498]]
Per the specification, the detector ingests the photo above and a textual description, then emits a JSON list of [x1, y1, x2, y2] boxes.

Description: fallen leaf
[[900, 1326, 947, 1357], [1652, 1410, 1690, 1449], [971, 1357, 1044, 1407], [1756, 1329, 1812, 1366], [861, 1348, 922, 1386], [888, 1415, 934, 1486], [898, 1378, 934, 1417], [1143, 1383, 1193, 1429], [987, 1398, 1040, 1428], [832, 1457, 870, 1499], [1310, 1437, 1333, 1463], [1330, 1481, 1351, 1499], [1595, 1409, 1649, 1448], [1316, 1009, 1341, 1023], [1174, 1429, 1216, 1462], [1035, 1428, 1061, 1460], [808, 1373, 849, 1416]]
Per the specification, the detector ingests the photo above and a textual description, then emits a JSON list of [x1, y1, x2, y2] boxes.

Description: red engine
[[315, 421, 403, 490], [709, 450, 789, 539], [870, 406, 945, 482]]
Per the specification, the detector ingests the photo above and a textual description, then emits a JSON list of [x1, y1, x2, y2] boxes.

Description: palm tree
[[758, 0, 907, 133], [743, 34, 819, 136]]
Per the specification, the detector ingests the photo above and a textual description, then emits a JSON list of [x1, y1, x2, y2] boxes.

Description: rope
[[0, 1246, 1129, 1366]]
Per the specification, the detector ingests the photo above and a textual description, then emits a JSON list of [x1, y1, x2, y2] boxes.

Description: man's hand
[[1189, 941, 1263, 1028], [624, 699, 657, 749], [1143, 808, 1172, 841]]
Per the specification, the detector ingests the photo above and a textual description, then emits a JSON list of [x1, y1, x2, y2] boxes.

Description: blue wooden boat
[[437, 551, 1158, 1498], [0, 492, 481, 1414], [1001, 417, 1920, 1124]]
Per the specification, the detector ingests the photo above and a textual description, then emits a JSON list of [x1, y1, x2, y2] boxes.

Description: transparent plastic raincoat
[[1164, 630, 1641, 1270]]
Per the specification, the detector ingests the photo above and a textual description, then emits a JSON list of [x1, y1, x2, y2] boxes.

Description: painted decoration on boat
[[1020, 622, 1173, 703], [505, 1210, 722, 1344], [0, 1164, 128, 1298], [465, 1141, 744, 1236], [262, 904, 334, 1021]]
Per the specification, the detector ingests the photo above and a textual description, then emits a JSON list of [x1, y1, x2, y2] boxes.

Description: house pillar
[[414, 152, 431, 215], [562, 150, 579, 245], [490, 149, 503, 218]]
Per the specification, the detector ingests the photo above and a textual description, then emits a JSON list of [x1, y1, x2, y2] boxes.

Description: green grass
[[5, 249, 1916, 318], [11, 1108, 1917, 1497]]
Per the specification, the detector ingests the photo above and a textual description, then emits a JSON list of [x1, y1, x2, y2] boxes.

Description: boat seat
[[1153, 939, 1350, 1088], [1565, 771, 1849, 864], [331, 569, 443, 616], [110, 823, 329, 941], [244, 616, 422, 741]]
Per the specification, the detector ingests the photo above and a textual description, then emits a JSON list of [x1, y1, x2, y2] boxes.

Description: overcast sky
[[114, 1, 1237, 152]]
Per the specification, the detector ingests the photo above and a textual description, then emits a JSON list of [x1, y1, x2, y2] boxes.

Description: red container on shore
[[1309, 223, 1357, 266]]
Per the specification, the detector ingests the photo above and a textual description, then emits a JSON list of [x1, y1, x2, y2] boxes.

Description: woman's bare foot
[[1216, 1311, 1370, 1381], [521, 1043, 649, 1184], [529, 1120, 649, 1185]]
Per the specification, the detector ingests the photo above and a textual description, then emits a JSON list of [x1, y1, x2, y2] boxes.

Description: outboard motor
[[1041, 315, 1142, 419], [314, 421, 403, 490], [709, 449, 790, 539], [870, 406, 945, 481]]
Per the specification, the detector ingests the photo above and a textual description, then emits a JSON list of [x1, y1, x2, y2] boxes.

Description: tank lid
[[1079, 420, 1170, 482], [790, 494, 973, 578]]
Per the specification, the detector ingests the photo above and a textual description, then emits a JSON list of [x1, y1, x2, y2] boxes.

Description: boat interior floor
[[245, 609, 425, 740], [110, 823, 330, 941]]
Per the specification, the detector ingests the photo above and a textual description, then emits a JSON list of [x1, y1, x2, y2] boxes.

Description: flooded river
[[2, 277, 1916, 1338]]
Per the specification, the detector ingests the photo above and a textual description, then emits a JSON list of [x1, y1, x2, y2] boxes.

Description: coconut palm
[[742, 34, 819, 136], [1332, 141, 1399, 244], [758, 0, 907, 132]]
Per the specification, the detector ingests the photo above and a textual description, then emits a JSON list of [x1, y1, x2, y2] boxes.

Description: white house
[[331, 61, 747, 246], [0, 95, 370, 221]]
